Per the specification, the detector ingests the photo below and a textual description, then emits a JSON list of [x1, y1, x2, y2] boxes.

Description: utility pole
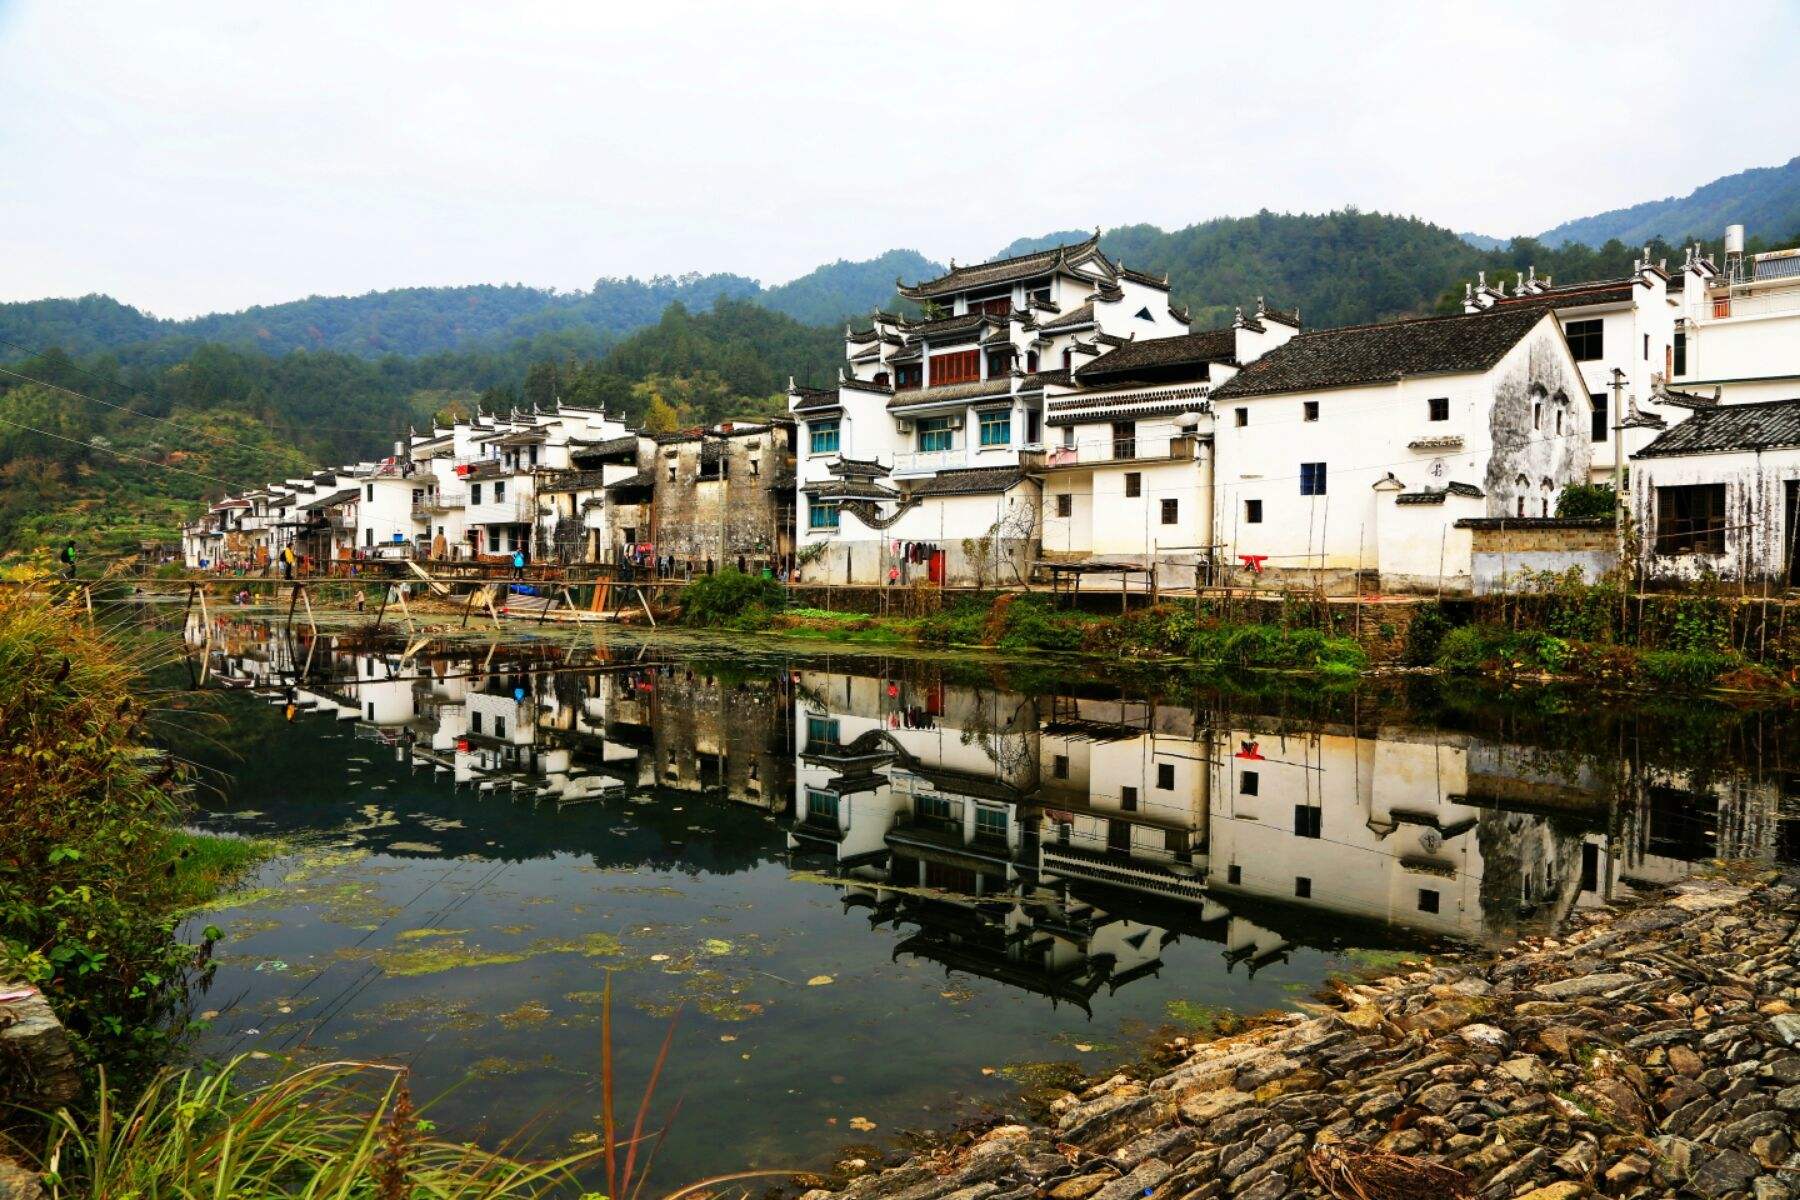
[[1611, 368, 1628, 558]]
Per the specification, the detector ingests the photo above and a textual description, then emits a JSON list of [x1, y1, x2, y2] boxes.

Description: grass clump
[[0, 588, 266, 1072], [677, 568, 787, 628]]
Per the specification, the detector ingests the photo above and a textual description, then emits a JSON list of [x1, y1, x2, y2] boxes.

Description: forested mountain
[[0, 250, 942, 365], [1536, 156, 1800, 249]]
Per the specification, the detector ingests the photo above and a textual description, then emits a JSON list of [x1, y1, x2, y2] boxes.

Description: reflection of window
[[470, 712, 483, 734], [805, 715, 839, 746], [809, 419, 839, 455], [1052, 753, 1069, 779], [919, 794, 954, 825], [1565, 318, 1603, 361], [917, 417, 954, 452], [978, 409, 1011, 447], [1655, 484, 1725, 555], [1239, 769, 1259, 795], [1418, 888, 1440, 914], [1294, 805, 1321, 838], [974, 806, 1008, 841], [808, 501, 839, 530], [494, 481, 506, 502], [1121, 786, 1138, 811], [494, 715, 506, 738], [1227, 864, 1242, 884], [1107, 820, 1131, 852], [1157, 762, 1174, 790], [806, 790, 839, 822], [1055, 493, 1073, 518], [471, 483, 483, 505], [1295, 876, 1312, 898], [1164, 828, 1188, 853]]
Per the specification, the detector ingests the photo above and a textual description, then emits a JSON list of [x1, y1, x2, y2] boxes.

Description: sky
[[3, 0, 1798, 319]]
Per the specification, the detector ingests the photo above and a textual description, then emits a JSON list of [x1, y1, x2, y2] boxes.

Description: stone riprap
[[801, 873, 1798, 1200]]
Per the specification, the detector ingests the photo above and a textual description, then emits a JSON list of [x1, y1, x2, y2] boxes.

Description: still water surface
[[173, 614, 1798, 1183]]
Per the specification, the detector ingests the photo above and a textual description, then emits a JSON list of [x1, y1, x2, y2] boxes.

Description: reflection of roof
[[1213, 307, 1552, 400]]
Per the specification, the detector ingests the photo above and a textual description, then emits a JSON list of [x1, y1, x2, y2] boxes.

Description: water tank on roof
[[1725, 224, 1746, 254]]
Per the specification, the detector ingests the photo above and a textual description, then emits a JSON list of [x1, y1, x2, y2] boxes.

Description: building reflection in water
[[188, 614, 1796, 1014]]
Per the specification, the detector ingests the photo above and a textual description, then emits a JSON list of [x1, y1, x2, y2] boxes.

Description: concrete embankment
[[801, 872, 1799, 1200]]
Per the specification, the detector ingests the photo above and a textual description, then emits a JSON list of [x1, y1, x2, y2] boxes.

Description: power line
[[0, 413, 238, 486], [0, 365, 301, 461]]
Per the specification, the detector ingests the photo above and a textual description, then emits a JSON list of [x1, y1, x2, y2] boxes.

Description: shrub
[[1435, 623, 1504, 674], [1640, 650, 1736, 690], [677, 568, 786, 626], [1555, 483, 1617, 519], [1402, 604, 1452, 666]]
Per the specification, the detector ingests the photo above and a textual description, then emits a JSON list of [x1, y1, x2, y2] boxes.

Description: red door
[[928, 549, 945, 585]]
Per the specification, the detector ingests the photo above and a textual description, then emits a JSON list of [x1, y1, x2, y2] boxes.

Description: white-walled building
[[1669, 227, 1800, 406], [1207, 305, 1593, 592]]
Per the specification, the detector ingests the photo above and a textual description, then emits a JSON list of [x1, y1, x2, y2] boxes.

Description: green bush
[[1555, 483, 1617, 519], [1435, 623, 1502, 673], [1640, 650, 1736, 690], [1189, 622, 1366, 676], [1402, 604, 1452, 666], [677, 568, 787, 626]]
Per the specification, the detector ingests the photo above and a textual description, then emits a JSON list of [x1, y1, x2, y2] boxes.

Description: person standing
[[511, 547, 525, 580], [58, 540, 76, 580], [281, 544, 295, 580]]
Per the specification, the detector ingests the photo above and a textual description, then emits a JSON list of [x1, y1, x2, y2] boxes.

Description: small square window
[[1052, 754, 1069, 779], [1418, 888, 1441, 914], [1235, 407, 1248, 428], [1295, 876, 1312, 899], [1125, 473, 1142, 498], [1245, 499, 1263, 524], [1161, 498, 1179, 524], [1239, 769, 1259, 796], [1121, 785, 1138, 811], [1227, 864, 1242, 885], [1056, 493, 1073, 518], [1157, 762, 1175, 790], [1428, 397, 1449, 421], [1303, 400, 1319, 422]]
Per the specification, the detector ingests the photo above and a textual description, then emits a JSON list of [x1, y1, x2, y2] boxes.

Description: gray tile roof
[[1633, 399, 1800, 458], [905, 466, 1026, 497], [898, 234, 1104, 300], [1394, 481, 1485, 505], [1075, 328, 1237, 385], [1211, 307, 1551, 400], [887, 379, 1014, 411]]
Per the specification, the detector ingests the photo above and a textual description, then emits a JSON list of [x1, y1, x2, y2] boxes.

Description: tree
[[639, 391, 680, 433]]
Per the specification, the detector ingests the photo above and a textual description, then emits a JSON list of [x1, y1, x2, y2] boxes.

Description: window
[[1533, 399, 1542, 430], [1061, 425, 1075, 448], [494, 481, 506, 502], [1303, 400, 1319, 422], [749, 458, 760, 476], [1235, 407, 1248, 428], [805, 715, 840, 746], [1164, 829, 1188, 853], [1124, 472, 1142, 498], [1113, 421, 1136, 460], [974, 806, 1008, 841], [1062, 348, 1073, 371], [1107, 820, 1131, 852], [365, 484, 375, 501], [1157, 762, 1175, 790], [917, 417, 955, 452], [807, 790, 839, 822], [1673, 330, 1687, 375], [1227, 864, 1242, 885], [1655, 484, 1726, 555], [1418, 888, 1441, 914], [919, 794, 954, 824], [809, 419, 840, 455], [1643, 333, 1649, 361], [1245, 498, 1263, 524], [1239, 769, 1259, 796], [1428, 396, 1449, 422], [970, 295, 1010, 317], [1565, 318, 1603, 361], [1026, 349, 1040, 373], [1055, 493, 1073, 518], [896, 363, 923, 390], [1121, 785, 1138, 812], [978, 409, 1011, 447], [529, 445, 538, 466], [929, 349, 980, 385], [1161, 498, 1179, 524], [1713, 297, 1732, 319], [666, 466, 676, 482], [1294, 805, 1322, 839], [1052, 753, 1069, 779], [1591, 393, 1608, 443], [365, 528, 374, 546], [1300, 462, 1327, 496], [470, 483, 482, 504], [1026, 408, 1041, 445], [986, 348, 1013, 377], [1295, 876, 1312, 899], [1555, 409, 1564, 436], [1135, 306, 1154, 321], [807, 500, 840, 530]]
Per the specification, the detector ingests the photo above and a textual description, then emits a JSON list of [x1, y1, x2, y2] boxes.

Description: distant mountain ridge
[[1536, 155, 1800, 249]]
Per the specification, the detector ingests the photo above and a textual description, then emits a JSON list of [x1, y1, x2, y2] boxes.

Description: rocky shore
[[805, 872, 1798, 1200]]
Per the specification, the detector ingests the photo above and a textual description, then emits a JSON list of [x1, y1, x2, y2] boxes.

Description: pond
[[168, 611, 1799, 1187]]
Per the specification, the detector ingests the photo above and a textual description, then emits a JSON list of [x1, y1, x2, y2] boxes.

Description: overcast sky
[[3, 1, 1797, 319]]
